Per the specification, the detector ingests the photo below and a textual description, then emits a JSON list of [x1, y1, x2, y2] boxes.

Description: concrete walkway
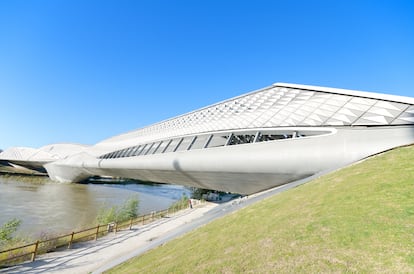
[[2, 170, 329, 274], [1, 203, 217, 274]]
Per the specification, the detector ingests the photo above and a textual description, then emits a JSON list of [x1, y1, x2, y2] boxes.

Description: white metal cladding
[[0, 144, 89, 162], [98, 83, 414, 147], [0, 147, 56, 162]]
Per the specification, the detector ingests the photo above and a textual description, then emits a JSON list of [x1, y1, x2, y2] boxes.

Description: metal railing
[[0, 201, 199, 267]]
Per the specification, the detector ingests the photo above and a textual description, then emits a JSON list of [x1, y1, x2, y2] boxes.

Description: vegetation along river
[[0, 175, 191, 238]]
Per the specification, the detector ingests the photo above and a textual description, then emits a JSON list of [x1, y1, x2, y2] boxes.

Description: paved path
[[2, 203, 217, 274], [2, 170, 329, 274]]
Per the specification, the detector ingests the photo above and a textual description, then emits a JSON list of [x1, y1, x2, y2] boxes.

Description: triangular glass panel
[[374, 101, 408, 111], [398, 111, 414, 118], [301, 119, 319, 126], [391, 117, 414, 124], [314, 108, 334, 118], [349, 97, 377, 106], [337, 107, 359, 117], [404, 106, 414, 114], [320, 104, 340, 112], [367, 107, 401, 118], [325, 119, 346, 126], [330, 113, 352, 123], [342, 102, 371, 112], [300, 104, 318, 113], [355, 115, 388, 124]]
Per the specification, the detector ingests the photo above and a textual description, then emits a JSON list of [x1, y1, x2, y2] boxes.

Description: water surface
[[0, 175, 190, 237]]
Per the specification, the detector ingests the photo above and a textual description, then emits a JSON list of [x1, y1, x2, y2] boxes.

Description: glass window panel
[[159, 140, 173, 153], [141, 143, 154, 155], [176, 137, 194, 152], [206, 134, 229, 148], [257, 131, 291, 142], [136, 144, 147, 156], [164, 138, 182, 153], [125, 147, 135, 157], [119, 148, 128, 158], [130, 145, 141, 156], [228, 134, 256, 145], [190, 135, 210, 150], [153, 141, 165, 154], [122, 148, 131, 157], [147, 142, 160, 155]]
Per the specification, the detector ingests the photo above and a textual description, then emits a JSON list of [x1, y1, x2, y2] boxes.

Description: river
[[0, 175, 191, 238]]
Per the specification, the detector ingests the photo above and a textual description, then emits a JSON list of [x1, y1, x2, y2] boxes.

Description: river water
[[0, 175, 191, 238]]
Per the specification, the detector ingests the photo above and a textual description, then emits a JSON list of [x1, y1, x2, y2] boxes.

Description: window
[[160, 140, 173, 153], [119, 148, 128, 158], [257, 133, 288, 142], [130, 145, 141, 156], [227, 134, 256, 145], [96, 129, 332, 159], [189, 135, 210, 150], [206, 134, 229, 148], [136, 144, 147, 156], [164, 138, 182, 153], [147, 142, 161, 155], [141, 143, 154, 155], [175, 137, 194, 152], [123, 147, 133, 157]]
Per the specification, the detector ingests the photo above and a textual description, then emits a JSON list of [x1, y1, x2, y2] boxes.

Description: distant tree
[[191, 188, 210, 200]]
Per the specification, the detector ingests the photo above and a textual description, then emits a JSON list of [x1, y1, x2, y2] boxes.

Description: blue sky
[[0, 0, 413, 149]]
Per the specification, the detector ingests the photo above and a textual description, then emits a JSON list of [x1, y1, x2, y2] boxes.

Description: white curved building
[[40, 83, 414, 194], [0, 144, 89, 174]]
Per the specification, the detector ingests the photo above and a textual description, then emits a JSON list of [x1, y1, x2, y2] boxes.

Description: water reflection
[[0, 175, 191, 237]]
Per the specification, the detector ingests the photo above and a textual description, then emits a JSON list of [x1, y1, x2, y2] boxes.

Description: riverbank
[[2, 176, 317, 274], [2, 200, 217, 274], [0, 176, 189, 236]]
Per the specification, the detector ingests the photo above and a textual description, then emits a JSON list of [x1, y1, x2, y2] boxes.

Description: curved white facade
[[40, 83, 414, 194], [0, 143, 89, 174], [2, 82, 413, 194]]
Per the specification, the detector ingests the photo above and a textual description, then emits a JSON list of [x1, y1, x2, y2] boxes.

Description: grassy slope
[[108, 146, 414, 273]]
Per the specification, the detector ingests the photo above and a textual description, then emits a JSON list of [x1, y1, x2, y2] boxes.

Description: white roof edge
[[39, 143, 90, 150], [97, 84, 275, 144], [274, 82, 414, 105], [98, 82, 414, 145]]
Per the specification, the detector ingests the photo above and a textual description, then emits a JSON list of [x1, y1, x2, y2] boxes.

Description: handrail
[[0, 242, 34, 254], [0, 200, 199, 267]]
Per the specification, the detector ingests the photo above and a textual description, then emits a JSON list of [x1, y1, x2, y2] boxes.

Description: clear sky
[[0, 0, 413, 149]]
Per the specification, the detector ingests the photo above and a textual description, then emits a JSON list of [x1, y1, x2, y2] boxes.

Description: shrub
[[0, 219, 21, 243], [117, 197, 139, 221], [169, 194, 190, 212], [96, 196, 139, 225]]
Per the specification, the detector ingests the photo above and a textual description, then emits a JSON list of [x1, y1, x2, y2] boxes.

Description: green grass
[[107, 145, 414, 273]]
